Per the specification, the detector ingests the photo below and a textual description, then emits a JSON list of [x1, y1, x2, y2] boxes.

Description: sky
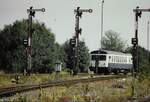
[[0, 0, 150, 51]]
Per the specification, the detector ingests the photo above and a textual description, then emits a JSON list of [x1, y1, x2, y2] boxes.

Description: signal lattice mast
[[132, 6, 150, 78], [73, 7, 92, 75], [26, 7, 45, 75]]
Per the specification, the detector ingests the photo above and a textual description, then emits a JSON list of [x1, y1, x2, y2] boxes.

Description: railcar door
[[99, 55, 106, 67]]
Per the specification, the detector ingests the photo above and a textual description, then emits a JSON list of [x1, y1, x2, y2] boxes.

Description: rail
[[0, 75, 129, 98]]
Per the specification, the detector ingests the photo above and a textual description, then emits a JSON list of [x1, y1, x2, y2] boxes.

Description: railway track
[[0, 75, 129, 98]]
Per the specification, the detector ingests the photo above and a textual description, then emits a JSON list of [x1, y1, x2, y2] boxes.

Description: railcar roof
[[91, 49, 131, 55]]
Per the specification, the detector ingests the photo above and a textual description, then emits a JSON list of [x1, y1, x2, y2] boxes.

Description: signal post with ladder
[[72, 7, 92, 75], [24, 7, 45, 75]]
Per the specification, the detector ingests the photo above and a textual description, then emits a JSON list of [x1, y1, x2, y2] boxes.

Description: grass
[[1, 78, 131, 102], [0, 72, 92, 88], [1, 74, 150, 102], [0, 74, 16, 87]]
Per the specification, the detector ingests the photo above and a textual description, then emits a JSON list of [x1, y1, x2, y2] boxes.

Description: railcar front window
[[91, 55, 106, 61], [91, 55, 97, 60], [100, 55, 106, 61]]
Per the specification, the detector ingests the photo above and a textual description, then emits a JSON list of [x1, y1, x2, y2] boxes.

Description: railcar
[[89, 50, 133, 74]]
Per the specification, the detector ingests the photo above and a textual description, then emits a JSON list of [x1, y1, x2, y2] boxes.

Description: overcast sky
[[0, 0, 150, 51]]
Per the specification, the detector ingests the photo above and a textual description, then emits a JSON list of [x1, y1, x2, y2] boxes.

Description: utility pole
[[73, 7, 92, 75], [101, 0, 104, 49], [26, 6, 45, 75], [147, 21, 149, 61]]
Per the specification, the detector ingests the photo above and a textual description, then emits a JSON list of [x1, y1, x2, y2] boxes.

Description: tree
[[31, 22, 57, 73], [138, 46, 150, 78], [126, 46, 150, 78], [0, 23, 25, 72], [62, 40, 73, 73], [101, 30, 126, 52], [0, 19, 60, 73], [78, 41, 90, 72], [53, 43, 66, 70], [62, 39, 90, 73]]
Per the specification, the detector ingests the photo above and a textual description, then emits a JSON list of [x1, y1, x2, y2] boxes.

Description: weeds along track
[[0, 75, 129, 98]]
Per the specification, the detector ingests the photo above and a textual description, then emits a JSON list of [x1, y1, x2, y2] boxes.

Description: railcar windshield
[[100, 55, 106, 61], [91, 55, 97, 60], [91, 55, 106, 61]]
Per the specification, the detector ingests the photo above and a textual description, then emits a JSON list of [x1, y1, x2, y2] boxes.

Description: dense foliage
[[101, 30, 126, 52], [125, 46, 150, 78], [0, 19, 64, 73], [78, 41, 90, 72], [62, 40, 90, 73], [0, 19, 90, 74], [138, 46, 150, 78]]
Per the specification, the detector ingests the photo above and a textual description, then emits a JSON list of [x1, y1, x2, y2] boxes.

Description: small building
[[55, 60, 62, 72]]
